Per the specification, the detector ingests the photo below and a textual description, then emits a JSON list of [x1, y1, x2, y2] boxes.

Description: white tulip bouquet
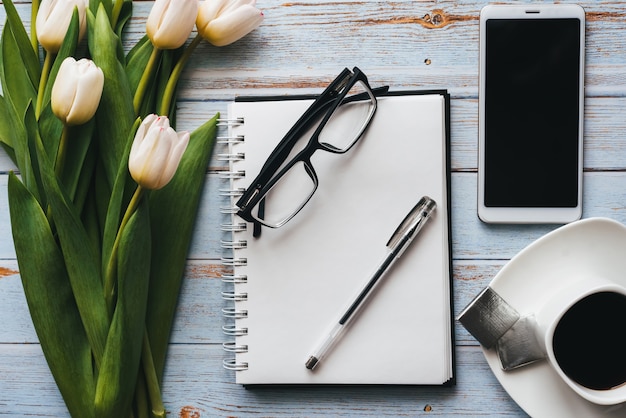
[[0, 0, 263, 417]]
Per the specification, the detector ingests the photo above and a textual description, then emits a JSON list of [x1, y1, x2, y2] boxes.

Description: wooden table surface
[[2, 1, 626, 416]]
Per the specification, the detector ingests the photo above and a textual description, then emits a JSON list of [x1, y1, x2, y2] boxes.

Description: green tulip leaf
[[8, 172, 95, 418], [155, 48, 184, 125], [5, 104, 36, 200], [72, 139, 98, 221], [37, 103, 96, 216], [126, 35, 153, 95], [42, 9, 80, 110], [114, 0, 133, 39], [24, 104, 46, 208], [88, 4, 135, 189], [89, 0, 112, 19], [96, 197, 151, 418], [102, 117, 141, 278], [0, 95, 17, 161], [1, 0, 41, 90], [125, 35, 160, 116], [34, 128, 109, 367], [146, 113, 219, 378], [37, 104, 64, 164], [1, 22, 36, 120], [61, 122, 96, 205]]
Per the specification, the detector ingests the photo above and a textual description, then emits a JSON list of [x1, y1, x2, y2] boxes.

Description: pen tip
[[305, 356, 319, 370]]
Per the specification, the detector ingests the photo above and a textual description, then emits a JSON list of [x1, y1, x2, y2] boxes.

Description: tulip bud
[[146, 0, 199, 49], [36, 0, 88, 53], [129, 115, 190, 190], [51, 57, 104, 126], [196, 0, 264, 47]]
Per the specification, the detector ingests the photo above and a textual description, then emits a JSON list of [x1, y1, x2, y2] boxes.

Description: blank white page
[[225, 92, 453, 385]]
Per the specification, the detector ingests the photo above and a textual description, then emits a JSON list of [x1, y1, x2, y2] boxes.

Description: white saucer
[[482, 217, 626, 418]]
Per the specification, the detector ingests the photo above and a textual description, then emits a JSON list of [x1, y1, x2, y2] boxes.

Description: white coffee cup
[[534, 277, 626, 405]]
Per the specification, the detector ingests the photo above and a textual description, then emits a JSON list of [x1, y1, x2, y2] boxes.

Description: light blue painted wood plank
[[0, 257, 501, 345], [0, 253, 616, 348], [5, 94, 626, 176], [3, 1, 626, 100], [0, 260, 228, 344], [452, 171, 626, 260], [0, 343, 528, 417], [4, 95, 626, 174], [149, 1, 626, 99], [5, 171, 626, 260]]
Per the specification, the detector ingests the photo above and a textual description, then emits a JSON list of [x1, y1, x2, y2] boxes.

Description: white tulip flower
[[51, 57, 104, 126], [196, 0, 264, 47], [129, 115, 190, 190], [146, 0, 199, 49], [36, 0, 88, 53]]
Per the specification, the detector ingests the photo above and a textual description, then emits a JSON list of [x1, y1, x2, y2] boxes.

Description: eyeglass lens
[[319, 80, 375, 152]]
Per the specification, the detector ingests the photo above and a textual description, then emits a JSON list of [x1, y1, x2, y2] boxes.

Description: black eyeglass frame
[[235, 67, 388, 236]]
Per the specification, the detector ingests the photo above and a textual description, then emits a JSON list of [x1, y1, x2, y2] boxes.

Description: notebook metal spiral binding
[[223, 358, 248, 371], [217, 152, 245, 162], [217, 117, 244, 126], [223, 341, 249, 353], [217, 135, 244, 145], [221, 273, 247, 284], [221, 290, 248, 302], [222, 324, 248, 336], [220, 113, 250, 371], [221, 239, 247, 250], [222, 307, 248, 319]]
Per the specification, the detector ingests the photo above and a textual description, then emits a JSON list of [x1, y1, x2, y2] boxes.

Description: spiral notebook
[[221, 90, 454, 385]]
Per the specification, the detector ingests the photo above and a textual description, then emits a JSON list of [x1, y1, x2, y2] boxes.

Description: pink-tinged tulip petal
[[129, 115, 190, 190]]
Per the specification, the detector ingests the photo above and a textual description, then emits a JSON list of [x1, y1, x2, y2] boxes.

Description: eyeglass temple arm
[[257, 84, 388, 172], [253, 84, 388, 184], [344, 85, 389, 103], [255, 70, 355, 173]]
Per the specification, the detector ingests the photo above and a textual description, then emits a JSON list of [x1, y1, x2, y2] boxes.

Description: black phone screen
[[483, 18, 582, 208]]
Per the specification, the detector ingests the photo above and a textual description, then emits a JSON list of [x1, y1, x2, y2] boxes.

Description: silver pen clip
[[386, 196, 437, 252]]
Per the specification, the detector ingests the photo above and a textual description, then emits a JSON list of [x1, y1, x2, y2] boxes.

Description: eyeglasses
[[235, 67, 388, 237]]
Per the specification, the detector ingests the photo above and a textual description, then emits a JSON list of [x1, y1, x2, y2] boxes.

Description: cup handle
[[458, 287, 546, 370]]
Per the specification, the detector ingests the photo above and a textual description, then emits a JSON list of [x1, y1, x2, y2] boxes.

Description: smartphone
[[478, 4, 585, 224]]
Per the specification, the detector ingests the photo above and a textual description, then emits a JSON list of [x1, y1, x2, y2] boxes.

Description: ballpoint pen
[[305, 196, 437, 370]]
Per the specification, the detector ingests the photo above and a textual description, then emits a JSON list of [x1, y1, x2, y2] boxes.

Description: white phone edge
[[477, 4, 586, 224]]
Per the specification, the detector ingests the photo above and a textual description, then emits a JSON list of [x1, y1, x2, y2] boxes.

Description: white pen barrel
[[305, 322, 345, 370]]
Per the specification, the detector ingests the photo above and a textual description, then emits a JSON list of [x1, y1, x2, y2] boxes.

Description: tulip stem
[[54, 125, 70, 179], [104, 185, 145, 317], [36, 52, 54, 119], [159, 34, 202, 117], [142, 330, 165, 418], [134, 47, 162, 116]]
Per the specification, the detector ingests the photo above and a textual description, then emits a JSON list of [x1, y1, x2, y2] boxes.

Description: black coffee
[[552, 291, 626, 390]]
